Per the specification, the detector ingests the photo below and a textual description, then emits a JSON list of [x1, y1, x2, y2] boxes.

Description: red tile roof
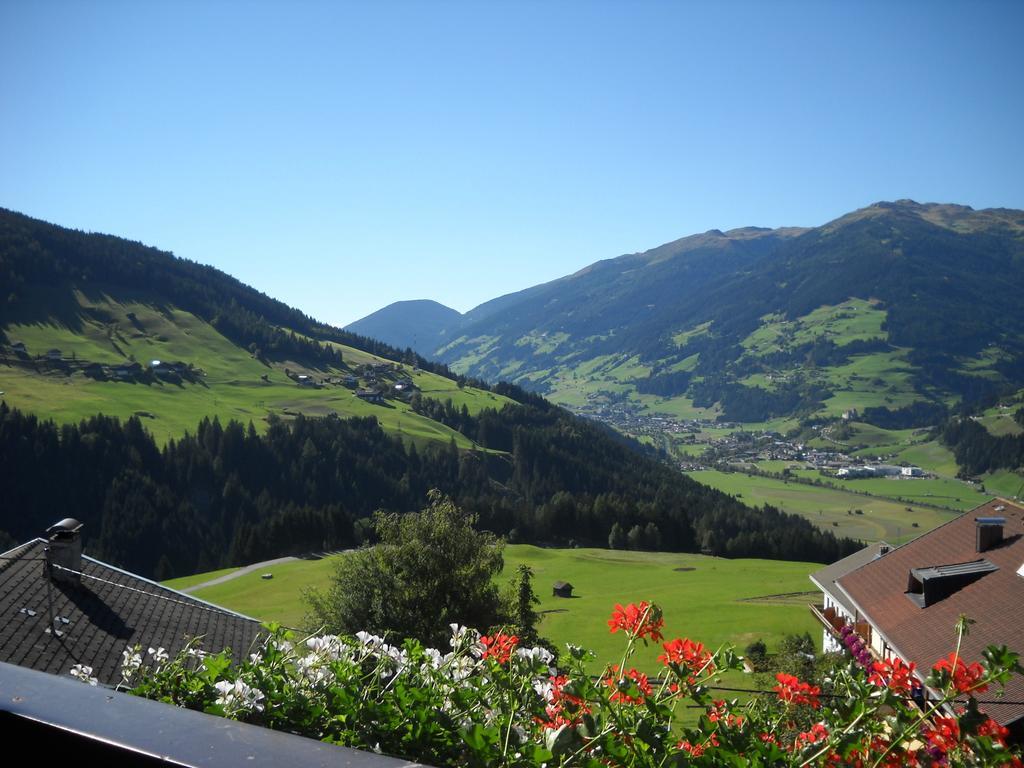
[[837, 499, 1024, 726]]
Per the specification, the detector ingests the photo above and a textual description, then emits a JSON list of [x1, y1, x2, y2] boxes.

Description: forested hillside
[[0, 207, 452, 377], [0, 401, 858, 578]]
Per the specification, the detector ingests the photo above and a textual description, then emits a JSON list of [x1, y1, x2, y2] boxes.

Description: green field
[[161, 566, 240, 591], [782, 470, 981, 512], [688, 470, 962, 543], [979, 469, 1024, 499], [175, 545, 823, 674], [0, 288, 512, 445], [740, 299, 887, 357]]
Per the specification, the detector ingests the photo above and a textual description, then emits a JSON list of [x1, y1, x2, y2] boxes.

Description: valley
[[349, 202, 1024, 543]]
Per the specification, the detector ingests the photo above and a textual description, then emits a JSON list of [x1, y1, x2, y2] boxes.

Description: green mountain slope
[[356, 201, 1024, 425], [0, 209, 509, 446], [0, 207, 860, 577]]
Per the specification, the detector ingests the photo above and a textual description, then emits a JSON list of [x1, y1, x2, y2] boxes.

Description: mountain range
[[0, 207, 856, 574], [348, 201, 1024, 425]]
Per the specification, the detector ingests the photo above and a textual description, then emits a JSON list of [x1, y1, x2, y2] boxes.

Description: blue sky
[[2, 1, 1022, 327]]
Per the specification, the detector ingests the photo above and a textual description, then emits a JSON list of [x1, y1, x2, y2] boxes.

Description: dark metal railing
[[0, 661, 428, 767]]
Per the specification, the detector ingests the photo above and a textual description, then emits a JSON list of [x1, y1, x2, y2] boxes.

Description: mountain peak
[[346, 300, 463, 356]]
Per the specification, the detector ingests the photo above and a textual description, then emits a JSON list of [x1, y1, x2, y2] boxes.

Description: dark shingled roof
[[0, 539, 264, 687], [836, 499, 1024, 727]]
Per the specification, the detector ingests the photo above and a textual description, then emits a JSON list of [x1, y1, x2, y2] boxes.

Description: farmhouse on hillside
[[355, 389, 385, 404], [810, 499, 1024, 737]]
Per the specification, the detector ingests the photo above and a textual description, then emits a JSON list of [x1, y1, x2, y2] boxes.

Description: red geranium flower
[[480, 632, 518, 664], [869, 657, 916, 694], [535, 675, 590, 730], [932, 652, 988, 694], [976, 717, 1009, 746], [659, 637, 714, 679], [607, 602, 664, 642], [604, 664, 652, 705], [923, 716, 960, 754], [796, 722, 829, 746], [774, 672, 821, 709]]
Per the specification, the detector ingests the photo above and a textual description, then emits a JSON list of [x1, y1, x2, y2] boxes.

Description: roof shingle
[[0, 539, 264, 686], [836, 499, 1024, 727]]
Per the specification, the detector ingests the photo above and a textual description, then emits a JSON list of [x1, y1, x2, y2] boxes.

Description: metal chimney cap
[[46, 518, 83, 538], [976, 516, 1006, 526]]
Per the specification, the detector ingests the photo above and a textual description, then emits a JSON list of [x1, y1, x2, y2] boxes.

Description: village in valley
[[570, 399, 931, 481]]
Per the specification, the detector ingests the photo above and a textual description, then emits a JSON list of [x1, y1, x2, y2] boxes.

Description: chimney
[[45, 518, 83, 586], [879, 545, 890, 556], [976, 517, 1005, 553]]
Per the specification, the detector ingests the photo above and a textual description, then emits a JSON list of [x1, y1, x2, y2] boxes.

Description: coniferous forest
[[0, 399, 858, 579]]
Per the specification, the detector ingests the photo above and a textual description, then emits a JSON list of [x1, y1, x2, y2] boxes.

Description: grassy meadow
[[687, 470, 960, 543], [167, 545, 823, 676], [0, 287, 512, 446]]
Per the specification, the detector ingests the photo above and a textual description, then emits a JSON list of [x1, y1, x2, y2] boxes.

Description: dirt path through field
[[179, 556, 299, 593]]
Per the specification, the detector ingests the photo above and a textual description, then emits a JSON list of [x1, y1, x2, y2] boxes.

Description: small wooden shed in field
[[552, 580, 574, 598]]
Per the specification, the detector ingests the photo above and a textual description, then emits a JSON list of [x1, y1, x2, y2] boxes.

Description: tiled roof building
[[812, 499, 1024, 733], [0, 520, 263, 686]]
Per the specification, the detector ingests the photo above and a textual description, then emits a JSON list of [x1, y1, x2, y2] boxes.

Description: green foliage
[[500, 564, 543, 647], [0, 400, 859, 579], [744, 639, 768, 672], [109, 604, 1024, 767], [944, 413, 1024, 476], [304, 492, 505, 649]]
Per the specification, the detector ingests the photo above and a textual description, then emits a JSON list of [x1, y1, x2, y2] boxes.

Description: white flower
[[449, 623, 480, 651], [355, 630, 384, 648], [296, 655, 332, 687], [214, 678, 265, 713], [147, 646, 169, 664], [122, 647, 143, 673], [422, 647, 444, 669], [533, 677, 554, 702], [516, 646, 554, 665], [70, 663, 98, 686], [446, 655, 477, 683]]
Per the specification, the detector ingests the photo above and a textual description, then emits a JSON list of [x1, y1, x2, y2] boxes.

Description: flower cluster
[[868, 656, 916, 694], [933, 651, 989, 694], [214, 678, 266, 715], [70, 663, 98, 686], [535, 674, 590, 730], [603, 665, 651, 705], [64, 602, 1022, 768], [607, 601, 663, 642], [773, 671, 821, 708], [480, 632, 519, 664], [658, 636, 714, 681], [839, 623, 871, 667]]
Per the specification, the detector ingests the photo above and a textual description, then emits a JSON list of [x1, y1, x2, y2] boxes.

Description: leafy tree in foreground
[[304, 490, 505, 649]]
